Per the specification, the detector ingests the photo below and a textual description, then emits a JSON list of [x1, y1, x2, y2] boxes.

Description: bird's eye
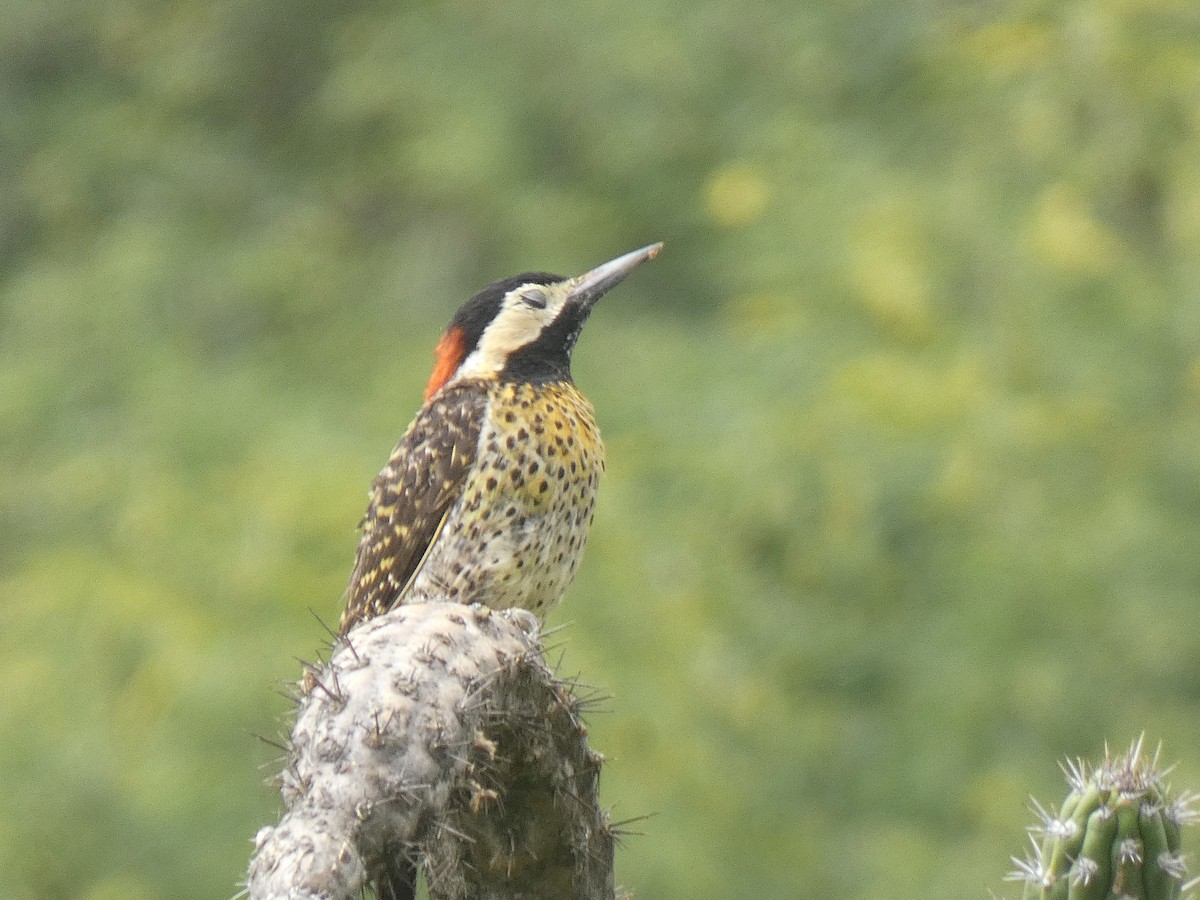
[[522, 288, 548, 310]]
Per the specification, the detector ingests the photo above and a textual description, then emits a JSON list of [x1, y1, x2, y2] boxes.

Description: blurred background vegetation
[[3, 0, 1200, 897]]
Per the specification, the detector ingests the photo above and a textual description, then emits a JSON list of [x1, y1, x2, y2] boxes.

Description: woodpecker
[[338, 242, 662, 638]]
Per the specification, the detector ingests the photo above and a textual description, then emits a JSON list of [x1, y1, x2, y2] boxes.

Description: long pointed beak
[[567, 242, 663, 309]]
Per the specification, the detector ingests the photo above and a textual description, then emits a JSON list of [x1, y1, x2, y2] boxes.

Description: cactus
[[1007, 737, 1198, 900], [246, 601, 615, 900]]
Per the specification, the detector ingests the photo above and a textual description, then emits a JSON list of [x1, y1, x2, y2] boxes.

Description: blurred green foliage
[[3, 1, 1200, 898]]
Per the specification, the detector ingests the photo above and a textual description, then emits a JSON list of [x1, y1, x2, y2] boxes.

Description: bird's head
[[424, 242, 663, 401]]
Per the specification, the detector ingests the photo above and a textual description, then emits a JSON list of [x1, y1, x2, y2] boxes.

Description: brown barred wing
[[337, 384, 488, 635]]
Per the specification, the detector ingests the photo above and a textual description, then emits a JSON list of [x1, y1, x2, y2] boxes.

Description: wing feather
[[338, 383, 487, 635]]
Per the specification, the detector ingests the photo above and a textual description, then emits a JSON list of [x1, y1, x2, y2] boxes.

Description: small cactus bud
[[1006, 737, 1198, 900]]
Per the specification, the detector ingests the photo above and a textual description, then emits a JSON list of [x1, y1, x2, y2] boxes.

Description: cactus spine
[[1008, 738, 1198, 900]]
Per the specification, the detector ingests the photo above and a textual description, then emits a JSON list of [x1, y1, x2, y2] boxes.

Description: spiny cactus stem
[[1142, 816, 1180, 900], [246, 602, 616, 900], [1011, 739, 1196, 900]]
